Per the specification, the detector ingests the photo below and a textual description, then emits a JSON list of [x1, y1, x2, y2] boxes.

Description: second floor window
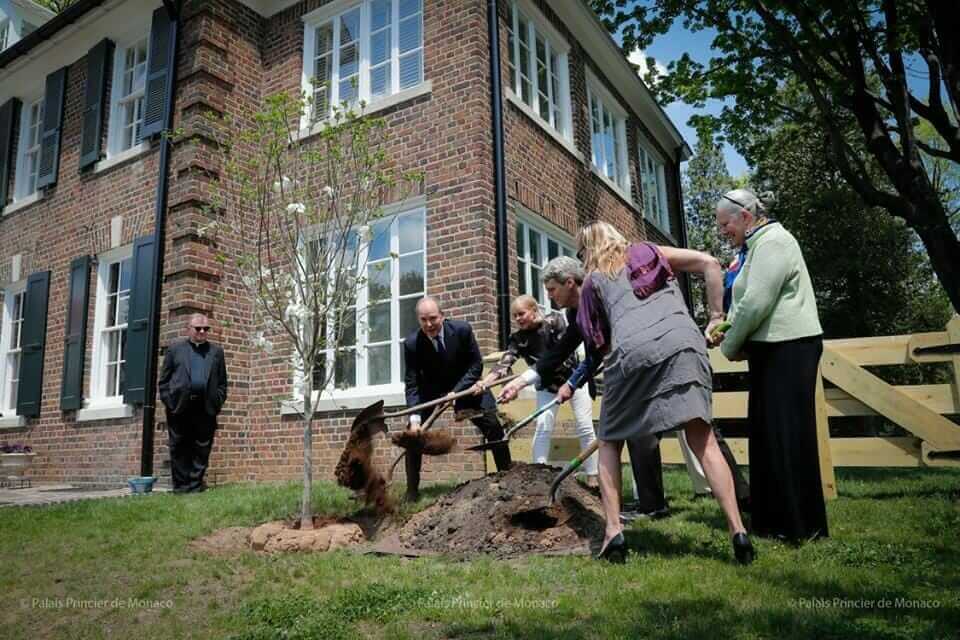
[[0, 288, 25, 414], [639, 142, 670, 233], [303, 0, 424, 122], [0, 19, 9, 52], [587, 84, 629, 193], [505, 1, 569, 138], [15, 96, 43, 199], [109, 37, 148, 154]]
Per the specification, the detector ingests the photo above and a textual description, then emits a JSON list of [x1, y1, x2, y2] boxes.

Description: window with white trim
[[0, 284, 25, 415], [89, 249, 132, 403], [14, 95, 43, 200], [311, 208, 426, 392], [516, 218, 574, 312], [639, 141, 670, 233], [302, 0, 424, 122], [505, 0, 570, 139], [107, 37, 149, 155], [587, 82, 630, 192]]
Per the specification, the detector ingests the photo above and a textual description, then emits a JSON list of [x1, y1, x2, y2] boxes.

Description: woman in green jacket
[[713, 189, 828, 542]]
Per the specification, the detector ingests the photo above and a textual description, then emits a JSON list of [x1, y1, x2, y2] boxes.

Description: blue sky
[[626, 20, 749, 177]]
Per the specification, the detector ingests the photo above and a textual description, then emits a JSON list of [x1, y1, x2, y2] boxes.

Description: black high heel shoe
[[732, 532, 754, 565], [596, 532, 627, 563]]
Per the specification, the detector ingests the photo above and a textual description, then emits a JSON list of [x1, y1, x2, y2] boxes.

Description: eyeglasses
[[722, 193, 749, 209], [191, 326, 211, 333]]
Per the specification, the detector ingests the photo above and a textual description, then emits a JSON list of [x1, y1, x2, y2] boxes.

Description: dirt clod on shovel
[[390, 430, 457, 455]]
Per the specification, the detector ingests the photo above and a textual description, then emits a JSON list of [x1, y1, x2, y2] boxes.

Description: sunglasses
[[191, 326, 211, 332], [722, 193, 749, 209]]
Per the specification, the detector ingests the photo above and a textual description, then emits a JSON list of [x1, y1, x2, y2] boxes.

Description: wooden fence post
[[815, 364, 837, 499]]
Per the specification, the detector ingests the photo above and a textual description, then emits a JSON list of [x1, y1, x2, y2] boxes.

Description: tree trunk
[[911, 213, 960, 312], [301, 370, 314, 530]]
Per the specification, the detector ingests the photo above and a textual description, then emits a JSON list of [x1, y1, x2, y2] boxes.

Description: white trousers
[[532, 386, 598, 476]]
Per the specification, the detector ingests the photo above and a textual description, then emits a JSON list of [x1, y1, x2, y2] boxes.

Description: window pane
[[315, 52, 332, 87], [370, 64, 389, 97], [399, 15, 421, 54], [400, 296, 419, 338], [530, 267, 542, 303], [119, 258, 132, 291], [107, 294, 118, 328], [117, 294, 130, 326], [316, 23, 333, 54], [517, 259, 527, 294], [371, 28, 390, 66], [399, 253, 424, 295], [109, 262, 120, 295], [339, 310, 356, 346], [339, 42, 358, 79], [339, 78, 357, 105], [368, 261, 391, 301], [398, 211, 424, 253], [340, 8, 360, 43], [334, 349, 356, 389], [547, 239, 559, 261], [399, 50, 421, 89], [368, 302, 391, 343], [369, 218, 391, 261], [368, 344, 391, 385], [528, 228, 541, 265], [106, 363, 118, 398], [516, 224, 525, 257], [399, 0, 420, 20], [371, 0, 391, 30], [312, 352, 327, 390]]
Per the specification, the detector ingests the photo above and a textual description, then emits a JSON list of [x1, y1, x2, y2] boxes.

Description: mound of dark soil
[[387, 463, 605, 558]]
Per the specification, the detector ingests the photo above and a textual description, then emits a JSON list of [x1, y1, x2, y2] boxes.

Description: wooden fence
[[487, 316, 960, 499]]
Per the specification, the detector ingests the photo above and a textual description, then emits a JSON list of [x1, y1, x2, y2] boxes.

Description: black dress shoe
[[596, 533, 627, 563], [732, 532, 754, 565]]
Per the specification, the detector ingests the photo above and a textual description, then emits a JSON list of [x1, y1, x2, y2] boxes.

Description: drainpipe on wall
[[487, 0, 511, 349], [140, 0, 181, 478]]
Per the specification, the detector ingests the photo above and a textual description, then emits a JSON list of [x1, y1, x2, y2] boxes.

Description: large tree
[[591, 0, 960, 311]]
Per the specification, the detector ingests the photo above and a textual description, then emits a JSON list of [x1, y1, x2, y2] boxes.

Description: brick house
[[0, 0, 691, 488]]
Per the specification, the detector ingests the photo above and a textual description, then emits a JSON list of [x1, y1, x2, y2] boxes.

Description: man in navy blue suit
[[402, 297, 512, 501]]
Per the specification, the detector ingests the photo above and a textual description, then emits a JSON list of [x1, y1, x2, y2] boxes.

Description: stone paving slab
[[0, 483, 170, 508]]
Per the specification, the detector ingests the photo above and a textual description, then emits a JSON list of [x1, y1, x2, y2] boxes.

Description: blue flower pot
[[128, 476, 158, 494]]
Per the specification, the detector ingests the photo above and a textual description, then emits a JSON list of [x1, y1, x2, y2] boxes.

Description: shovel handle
[[550, 439, 601, 504], [382, 373, 519, 419]]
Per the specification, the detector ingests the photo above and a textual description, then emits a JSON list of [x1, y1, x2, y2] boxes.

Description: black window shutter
[[60, 256, 91, 410], [141, 8, 173, 139], [0, 98, 20, 208], [36, 67, 67, 190], [123, 235, 156, 404], [79, 39, 114, 171], [16, 271, 51, 418]]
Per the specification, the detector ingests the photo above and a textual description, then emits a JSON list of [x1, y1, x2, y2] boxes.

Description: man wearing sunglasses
[[159, 313, 228, 493]]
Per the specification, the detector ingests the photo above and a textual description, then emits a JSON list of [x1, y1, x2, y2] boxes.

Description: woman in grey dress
[[574, 221, 752, 564]]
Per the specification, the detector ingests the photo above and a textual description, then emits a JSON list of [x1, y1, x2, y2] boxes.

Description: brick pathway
[[0, 482, 170, 507]]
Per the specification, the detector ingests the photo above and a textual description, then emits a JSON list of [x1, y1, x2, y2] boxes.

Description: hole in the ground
[[510, 507, 560, 531]]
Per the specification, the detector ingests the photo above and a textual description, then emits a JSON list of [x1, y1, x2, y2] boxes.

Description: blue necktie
[[434, 337, 446, 356]]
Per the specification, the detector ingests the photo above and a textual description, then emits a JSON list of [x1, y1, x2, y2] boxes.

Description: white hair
[[716, 188, 776, 218]]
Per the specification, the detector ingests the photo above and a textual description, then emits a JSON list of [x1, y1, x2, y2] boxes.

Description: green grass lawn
[[1, 467, 958, 639]]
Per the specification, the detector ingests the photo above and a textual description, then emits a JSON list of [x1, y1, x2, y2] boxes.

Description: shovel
[[549, 439, 601, 504], [468, 368, 600, 452], [466, 398, 561, 452], [378, 373, 519, 420]]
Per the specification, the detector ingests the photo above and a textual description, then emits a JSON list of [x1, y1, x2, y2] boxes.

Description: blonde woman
[[473, 295, 598, 486], [574, 221, 752, 564]]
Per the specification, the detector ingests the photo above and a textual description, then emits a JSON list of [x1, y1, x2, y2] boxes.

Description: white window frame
[[85, 245, 133, 412], [13, 93, 43, 202], [106, 28, 151, 159], [585, 70, 631, 198], [287, 200, 426, 411], [0, 281, 26, 417], [516, 213, 575, 313], [301, 0, 425, 126], [638, 138, 670, 234], [504, 0, 572, 142]]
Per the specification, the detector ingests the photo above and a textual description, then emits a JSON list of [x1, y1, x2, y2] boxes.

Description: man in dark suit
[[402, 297, 511, 501], [158, 313, 228, 493]]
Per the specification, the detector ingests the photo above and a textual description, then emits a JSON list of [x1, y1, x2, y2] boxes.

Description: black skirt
[[746, 335, 829, 542]]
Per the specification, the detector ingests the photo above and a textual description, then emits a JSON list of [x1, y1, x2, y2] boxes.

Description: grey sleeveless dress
[[591, 271, 713, 441]]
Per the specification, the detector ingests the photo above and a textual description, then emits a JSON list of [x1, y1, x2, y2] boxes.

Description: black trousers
[[747, 336, 828, 541], [406, 408, 511, 495], [167, 404, 217, 492], [625, 429, 749, 513]]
